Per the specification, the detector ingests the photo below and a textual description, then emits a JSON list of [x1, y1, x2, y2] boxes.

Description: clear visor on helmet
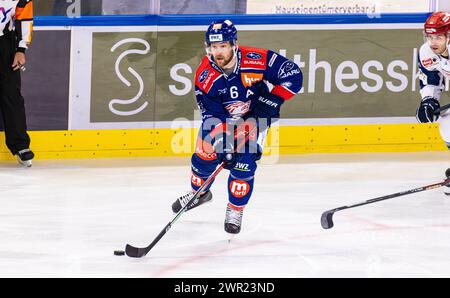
[[205, 40, 237, 55], [423, 30, 449, 44]]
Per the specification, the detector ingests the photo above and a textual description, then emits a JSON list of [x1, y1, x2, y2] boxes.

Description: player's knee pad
[[227, 154, 257, 206], [191, 153, 219, 192], [191, 152, 219, 174], [228, 174, 254, 207]]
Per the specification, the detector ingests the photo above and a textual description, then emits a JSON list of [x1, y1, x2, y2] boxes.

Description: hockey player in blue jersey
[[416, 12, 450, 149], [171, 19, 303, 234]]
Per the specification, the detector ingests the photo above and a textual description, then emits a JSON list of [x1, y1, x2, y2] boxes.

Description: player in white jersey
[[416, 11, 450, 149], [416, 11, 450, 195]]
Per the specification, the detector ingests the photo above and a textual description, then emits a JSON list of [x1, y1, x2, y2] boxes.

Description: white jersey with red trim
[[194, 45, 303, 122], [417, 41, 450, 147], [417, 42, 450, 101]]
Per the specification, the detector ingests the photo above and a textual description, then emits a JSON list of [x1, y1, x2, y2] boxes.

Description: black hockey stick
[[125, 162, 225, 258], [125, 123, 257, 258], [435, 103, 450, 115], [321, 177, 450, 229]]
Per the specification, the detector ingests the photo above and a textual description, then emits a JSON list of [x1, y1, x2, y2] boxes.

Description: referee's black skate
[[171, 190, 213, 213], [16, 149, 34, 167]]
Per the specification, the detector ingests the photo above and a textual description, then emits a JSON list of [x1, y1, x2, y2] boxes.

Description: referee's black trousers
[[0, 31, 30, 155]]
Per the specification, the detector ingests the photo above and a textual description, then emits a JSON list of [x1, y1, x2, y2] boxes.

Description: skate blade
[[18, 159, 32, 168], [227, 234, 236, 244]]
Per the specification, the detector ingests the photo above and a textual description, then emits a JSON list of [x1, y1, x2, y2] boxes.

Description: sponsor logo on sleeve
[[421, 58, 433, 67], [281, 81, 293, 88], [198, 69, 219, 92], [246, 52, 262, 60], [198, 69, 209, 83], [278, 61, 300, 79]]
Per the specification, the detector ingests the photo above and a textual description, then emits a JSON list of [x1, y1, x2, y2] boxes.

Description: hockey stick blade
[[320, 210, 335, 229], [125, 222, 172, 258], [125, 244, 147, 258], [321, 178, 450, 230]]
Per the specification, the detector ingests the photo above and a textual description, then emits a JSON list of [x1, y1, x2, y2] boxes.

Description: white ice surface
[[0, 152, 449, 277]]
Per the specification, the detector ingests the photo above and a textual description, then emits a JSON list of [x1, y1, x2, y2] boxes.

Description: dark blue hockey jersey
[[194, 45, 303, 123]]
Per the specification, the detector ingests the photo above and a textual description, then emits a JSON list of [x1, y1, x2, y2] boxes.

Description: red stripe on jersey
[[195, 57, 222, 94], [271, 85, 296, 101], [240, 46, 268, 71]]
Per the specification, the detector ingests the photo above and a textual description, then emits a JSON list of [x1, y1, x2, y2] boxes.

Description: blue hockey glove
[[247, 81, 285, 120], [213, 133, 241, 170], [416, 97, 440, 123]]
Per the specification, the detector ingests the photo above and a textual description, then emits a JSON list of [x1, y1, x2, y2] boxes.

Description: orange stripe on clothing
[[16, 2, 34, 20]]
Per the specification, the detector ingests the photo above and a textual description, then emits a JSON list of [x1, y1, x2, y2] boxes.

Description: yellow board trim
[[0, 123, 446, 160]]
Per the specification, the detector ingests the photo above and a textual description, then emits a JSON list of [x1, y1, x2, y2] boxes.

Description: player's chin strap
[[232, 43, 239, 56]]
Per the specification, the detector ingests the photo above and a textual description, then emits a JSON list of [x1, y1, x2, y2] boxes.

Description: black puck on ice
[[114, 250, 125, 256]]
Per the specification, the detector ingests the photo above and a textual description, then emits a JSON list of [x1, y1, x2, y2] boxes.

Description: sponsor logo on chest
[[241, 73, 263, 87], [225, 101, 251, 116], [242, 59, 266, 67], [421, 58, 435, 67]]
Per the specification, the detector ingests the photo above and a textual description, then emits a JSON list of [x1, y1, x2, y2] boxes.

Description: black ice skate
[[16, 149, 34, 167], [171, 190, 213, 213], [224, 203, 244, 234], [445, 185, 450, 196]]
